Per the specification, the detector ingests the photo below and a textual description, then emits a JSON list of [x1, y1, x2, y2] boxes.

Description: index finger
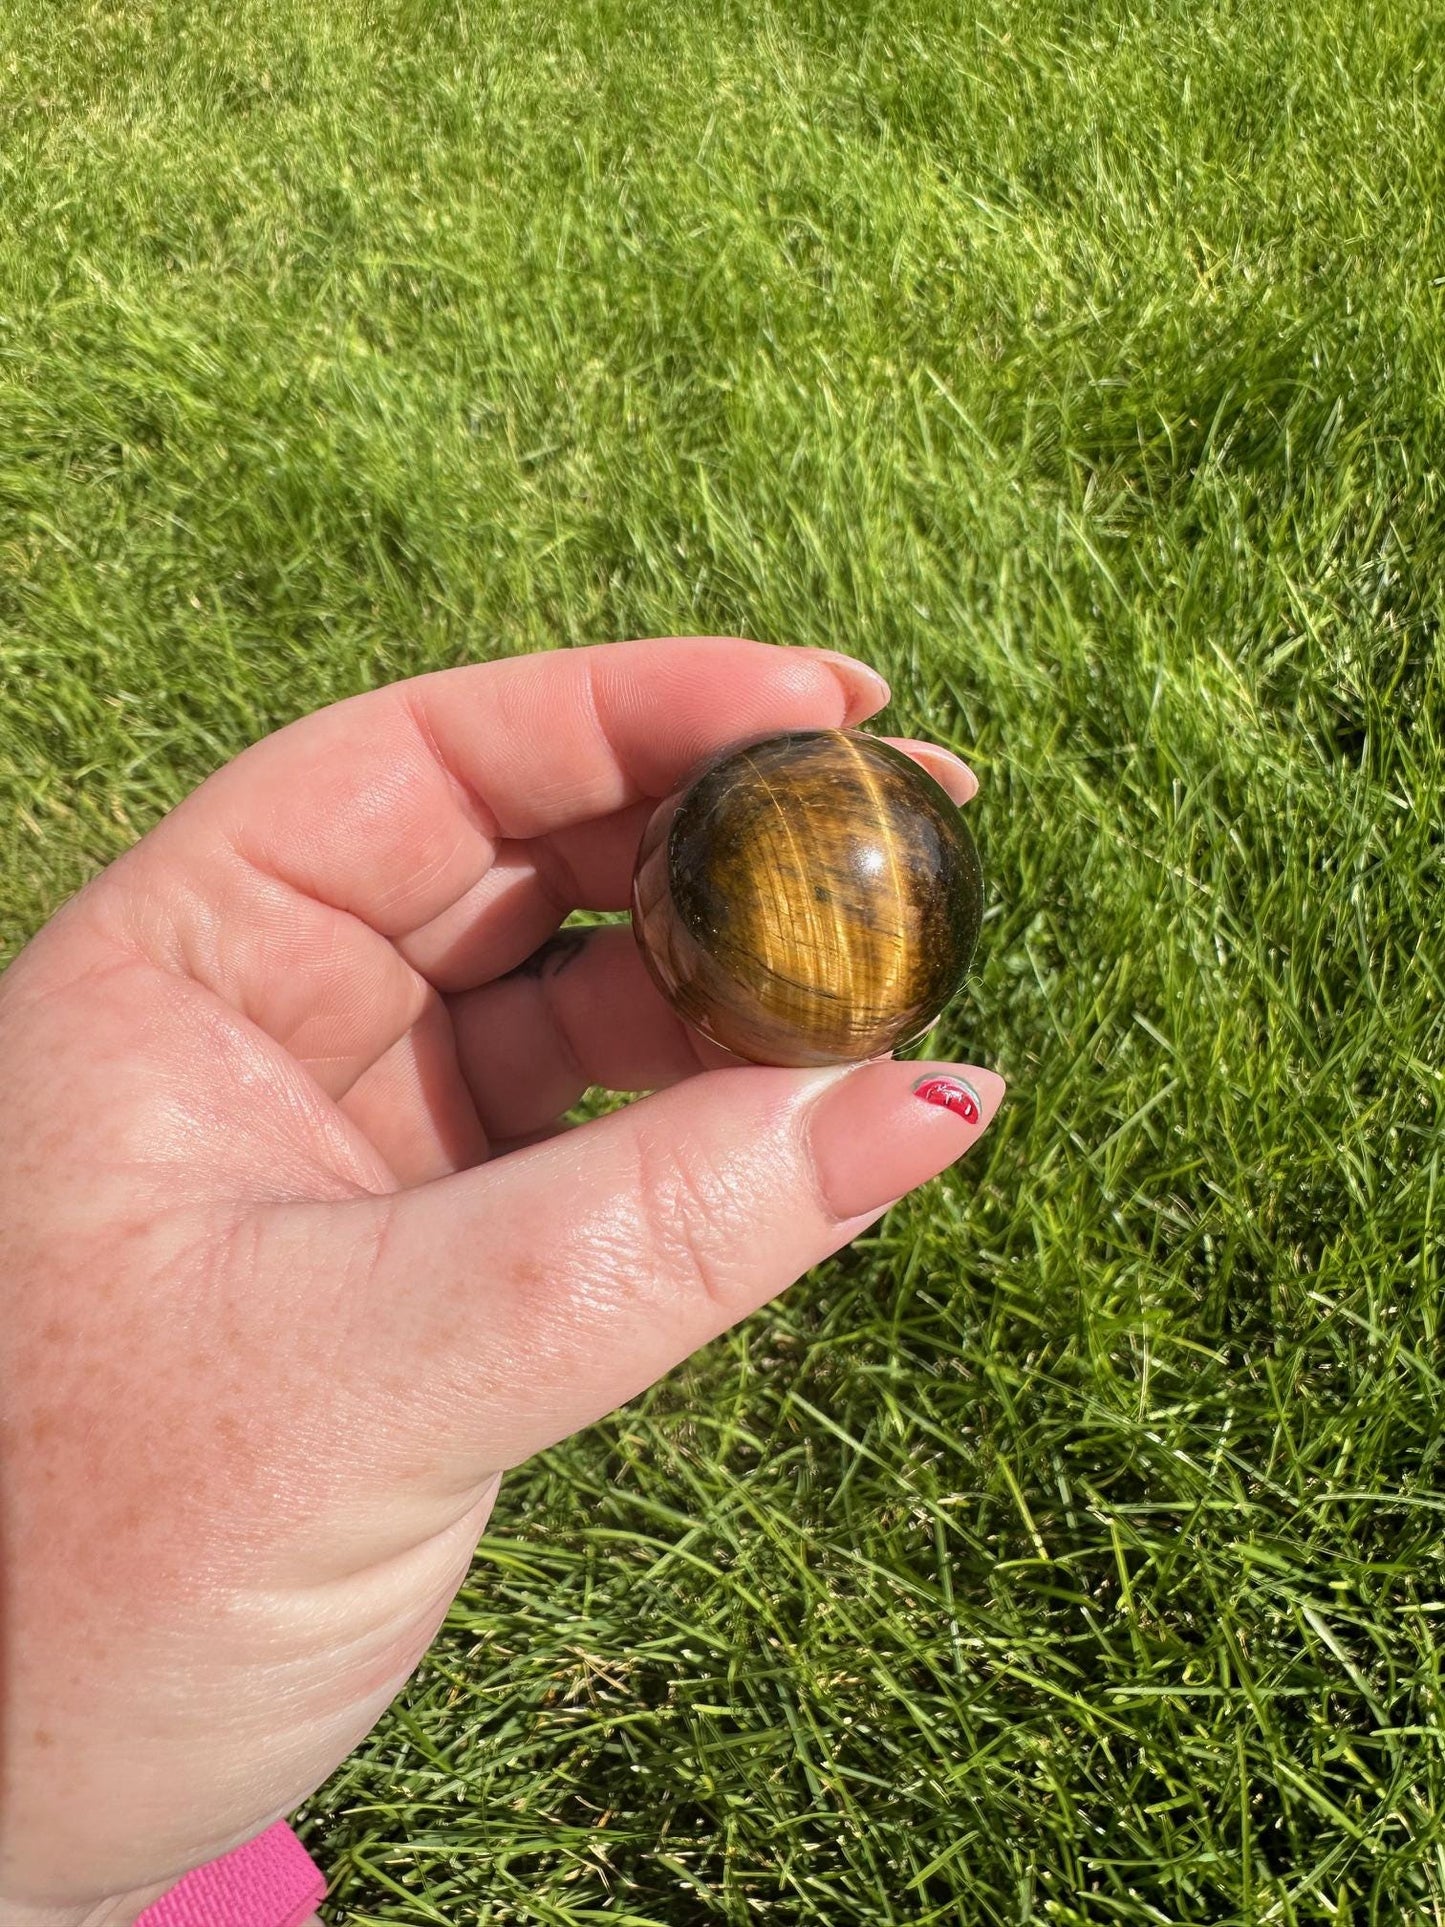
[[81, 641, 889, 1110], [113, 637, 889, 945]]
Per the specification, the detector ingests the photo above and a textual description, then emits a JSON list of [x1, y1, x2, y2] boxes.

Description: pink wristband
[[134, 1821, 325, 1927]]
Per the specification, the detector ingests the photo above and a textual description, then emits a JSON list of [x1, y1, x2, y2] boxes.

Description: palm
[[0, 885, 508, 1901]]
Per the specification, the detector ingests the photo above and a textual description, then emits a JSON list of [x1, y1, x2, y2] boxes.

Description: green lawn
[[4, 0, 1444, 1918]]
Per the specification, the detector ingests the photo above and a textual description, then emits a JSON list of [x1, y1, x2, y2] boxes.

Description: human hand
[[0, 637, 1005, 1920]]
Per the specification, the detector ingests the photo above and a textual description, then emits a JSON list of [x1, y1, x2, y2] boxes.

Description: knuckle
[[629, 1121, 742, 1315]]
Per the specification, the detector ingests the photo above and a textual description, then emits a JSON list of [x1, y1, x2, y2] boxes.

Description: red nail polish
[[912, 1075, 982, 1124]]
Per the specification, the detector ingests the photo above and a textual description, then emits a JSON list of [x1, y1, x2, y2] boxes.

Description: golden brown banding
[[631, 728, 982, 1067]]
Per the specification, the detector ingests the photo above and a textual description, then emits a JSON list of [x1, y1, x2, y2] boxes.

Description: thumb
[[330, 1057, 1005, 1482]]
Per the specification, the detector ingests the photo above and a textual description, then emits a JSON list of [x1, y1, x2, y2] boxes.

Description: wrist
[[0, 1888, 167, 1927], [0, 1824, 324, 1927]]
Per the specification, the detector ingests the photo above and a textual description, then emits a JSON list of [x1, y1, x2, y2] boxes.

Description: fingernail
[[885, 738, 979, 804], [810, 649, 891, 720], [913, 1072, 987, 1119], [807, 1058, 1006, 1222]]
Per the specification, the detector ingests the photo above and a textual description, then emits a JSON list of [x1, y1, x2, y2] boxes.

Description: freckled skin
[[631, 730, 983, 1065], [0, 903, 500, 1906]]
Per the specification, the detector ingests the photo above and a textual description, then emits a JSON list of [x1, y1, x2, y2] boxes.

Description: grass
[[3, 0, 1444, 1917]]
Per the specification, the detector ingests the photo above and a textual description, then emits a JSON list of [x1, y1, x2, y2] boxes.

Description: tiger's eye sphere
[[630, 728, 983, 1067]]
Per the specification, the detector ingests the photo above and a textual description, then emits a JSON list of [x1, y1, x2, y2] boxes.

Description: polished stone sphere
[[630, 727, 983, 1067]]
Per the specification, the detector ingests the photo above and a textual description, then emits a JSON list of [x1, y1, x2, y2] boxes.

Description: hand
[[0, 637, 1005, 1918]]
